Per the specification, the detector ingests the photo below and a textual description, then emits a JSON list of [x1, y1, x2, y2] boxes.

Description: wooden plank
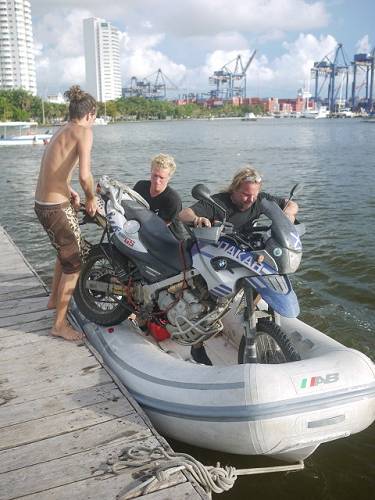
[[0, 341, 94, 377], [0, 368, 112, 406], [0, 276, 44, 295], [0, 382, 120, 428], [0, 436, 185, 500], [0, 398, 135, 451], [0, 333, 84, 363], [17, 476, 203, 500], [0, 352, 101, 389], [0, 296, 49, 318], [0, 287, 47, 302], [0, 323, 52, 346], [139, 483, 204, 499], [0, 296, 48, 312], [0, 412, 153, 474], [0, 308, 54, 328]]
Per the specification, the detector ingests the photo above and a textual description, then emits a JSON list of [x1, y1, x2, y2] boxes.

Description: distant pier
[[0, 225, 208, 500]]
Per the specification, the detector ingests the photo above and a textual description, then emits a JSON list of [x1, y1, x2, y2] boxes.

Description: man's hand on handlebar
[[85, 197, 97, 217], [193, 216, 211, 228]]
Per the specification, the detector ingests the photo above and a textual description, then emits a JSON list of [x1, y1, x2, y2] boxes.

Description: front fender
[[245, 275, 299, 318]]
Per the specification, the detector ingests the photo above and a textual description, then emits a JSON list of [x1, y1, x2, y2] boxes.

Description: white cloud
[[34, 8, 92, 91], [30, 1, 363, 98], [356, 35, 371, 54], [183, 34, 339, 96]]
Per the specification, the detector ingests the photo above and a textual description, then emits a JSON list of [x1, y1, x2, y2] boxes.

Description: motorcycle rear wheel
[[74, 243, 133, 326], [238, 318, 300, 364]]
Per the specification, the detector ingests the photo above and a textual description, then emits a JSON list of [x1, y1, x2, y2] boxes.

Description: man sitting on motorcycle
[[178, 166, 298, 365], [133, 153, 185, 240]]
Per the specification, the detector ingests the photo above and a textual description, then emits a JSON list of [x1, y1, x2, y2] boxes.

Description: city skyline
[[7, 1, 375, 98]]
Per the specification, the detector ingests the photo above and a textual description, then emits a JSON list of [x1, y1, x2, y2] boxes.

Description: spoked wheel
[[74, 243, 133, 326], [238, 318, 300, 364]]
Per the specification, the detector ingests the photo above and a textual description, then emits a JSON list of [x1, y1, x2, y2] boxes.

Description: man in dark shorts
[[34, 85, 97, 341], [178, 166, 298, 364], [133, 153, 185, 239]]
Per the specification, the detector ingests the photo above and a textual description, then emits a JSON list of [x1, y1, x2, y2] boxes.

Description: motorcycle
[[74, 176, 304, 364]]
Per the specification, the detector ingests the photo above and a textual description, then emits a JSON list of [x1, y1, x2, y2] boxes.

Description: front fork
[[243, 282, 258, 363]]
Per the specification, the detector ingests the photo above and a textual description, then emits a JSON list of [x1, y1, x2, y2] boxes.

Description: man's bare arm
[[77, 128, 96, 216], [178, 208, 211, 227]]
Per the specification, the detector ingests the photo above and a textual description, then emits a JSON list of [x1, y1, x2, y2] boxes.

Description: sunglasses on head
[[244, 174, 262, 183]]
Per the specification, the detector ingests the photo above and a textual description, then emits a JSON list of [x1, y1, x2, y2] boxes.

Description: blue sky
[[30, 0, 375, 98]]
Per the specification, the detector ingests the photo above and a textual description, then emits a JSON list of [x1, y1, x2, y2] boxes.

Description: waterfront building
[[0, 0, 37, 95], [83, 17, 122, 102]]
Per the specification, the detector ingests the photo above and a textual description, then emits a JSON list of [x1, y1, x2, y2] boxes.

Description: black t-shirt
[[133, 180, 185, 239], [191, 191, 287, 234]]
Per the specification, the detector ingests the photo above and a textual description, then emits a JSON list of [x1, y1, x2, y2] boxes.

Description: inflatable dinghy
[[72, 305, 375, 463]]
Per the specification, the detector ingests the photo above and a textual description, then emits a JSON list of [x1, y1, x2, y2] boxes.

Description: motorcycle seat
[[123, 201, 192, 272]]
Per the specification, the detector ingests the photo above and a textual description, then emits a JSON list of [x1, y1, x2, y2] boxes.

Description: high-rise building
[[83, 17, 122, 102], [0, 0, 37, 95]]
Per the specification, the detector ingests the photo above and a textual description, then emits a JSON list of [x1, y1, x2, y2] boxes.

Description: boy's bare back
[[35, 122, 93, 204]]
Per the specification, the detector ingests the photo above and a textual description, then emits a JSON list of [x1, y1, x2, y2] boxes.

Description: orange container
[[147, 321, 170, 341]]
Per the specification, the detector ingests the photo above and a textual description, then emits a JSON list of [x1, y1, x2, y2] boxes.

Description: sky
[[29, 0, 375, 98]]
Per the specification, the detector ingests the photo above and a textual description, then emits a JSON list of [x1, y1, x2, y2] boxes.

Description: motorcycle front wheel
[[74, 243, 133, 326], [238, 318, 301, 364]]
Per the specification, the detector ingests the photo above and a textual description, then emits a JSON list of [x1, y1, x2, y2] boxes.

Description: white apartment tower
[[0, 0, 37, 95], [83, 17, 122, 102]]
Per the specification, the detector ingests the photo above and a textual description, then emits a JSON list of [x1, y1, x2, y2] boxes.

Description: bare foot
[[51, 324, 83, 341]]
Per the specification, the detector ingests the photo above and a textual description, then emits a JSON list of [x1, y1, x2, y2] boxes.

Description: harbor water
[[0, 118, 374, 499]]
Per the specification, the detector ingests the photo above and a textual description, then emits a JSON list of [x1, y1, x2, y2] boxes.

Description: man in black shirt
[[179, 167, 297, 229], [178, 166, 298, 365], [133, 153, 185, 239]]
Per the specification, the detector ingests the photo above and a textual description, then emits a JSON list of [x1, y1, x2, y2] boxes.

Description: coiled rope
[[114, 445, 304, 499]]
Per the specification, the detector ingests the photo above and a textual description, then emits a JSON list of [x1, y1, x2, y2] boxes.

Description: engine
[[156, 277, 229, 345]]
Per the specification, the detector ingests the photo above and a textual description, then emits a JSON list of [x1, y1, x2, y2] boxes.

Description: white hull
[[72, 305, 375, 463], [0, 133, 52, 146]]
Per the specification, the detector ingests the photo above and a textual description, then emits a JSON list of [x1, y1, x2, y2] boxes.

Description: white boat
[[242, 112, 257, 121], [0, 121, 52, 146], [94, 116, 110, 125], [301, 106, 329, 119], [71, 302, 375, 463]]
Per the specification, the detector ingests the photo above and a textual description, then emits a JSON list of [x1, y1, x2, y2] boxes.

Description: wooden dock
[[0, 226, 208, 500]]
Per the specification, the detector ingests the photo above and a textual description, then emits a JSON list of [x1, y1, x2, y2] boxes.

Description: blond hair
[[151, 153, 176, 176], [227, 166, 262, 193]]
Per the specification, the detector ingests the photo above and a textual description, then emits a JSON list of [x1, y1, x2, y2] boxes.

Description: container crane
[[310, 44, 350, 112], [122, 69, 178, 100], [208, 50, 256, 99], [351, 48, 375, 112]]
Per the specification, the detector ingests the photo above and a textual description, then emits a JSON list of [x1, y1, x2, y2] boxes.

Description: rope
[[113, 445, 304, 499]]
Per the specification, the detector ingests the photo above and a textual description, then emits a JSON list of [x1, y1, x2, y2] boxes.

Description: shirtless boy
[[34, 85, 97, 341]]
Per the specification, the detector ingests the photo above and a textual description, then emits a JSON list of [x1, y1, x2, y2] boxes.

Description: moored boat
[[71, 302, 375, 463], [242, 112, 257, 121], [0, 121, 52, 146]]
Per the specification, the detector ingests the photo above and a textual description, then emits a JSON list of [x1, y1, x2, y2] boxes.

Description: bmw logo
[[273, 247, 282, 257]]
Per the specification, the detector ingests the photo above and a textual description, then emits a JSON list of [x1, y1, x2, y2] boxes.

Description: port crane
[[208, 50, 256, 99], [351, 48, 375, 112], [310, 44, 350, 112], [122, 69, 178, 100]]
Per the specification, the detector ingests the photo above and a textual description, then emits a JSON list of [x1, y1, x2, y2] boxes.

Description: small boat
[[94, 116, 110, 125], [0, 122, 52, 146], [301, 106, 329, 119], [242, 112, 257, 121], [71, 301, 375, 463]]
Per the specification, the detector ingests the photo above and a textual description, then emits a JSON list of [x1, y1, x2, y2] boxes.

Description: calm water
[[0, 118, 374, 499]]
